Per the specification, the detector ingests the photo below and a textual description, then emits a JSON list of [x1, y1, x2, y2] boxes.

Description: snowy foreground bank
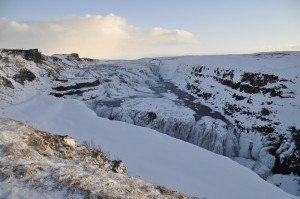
[[0, 118, 195, 199], [2, 94, 297, 199]]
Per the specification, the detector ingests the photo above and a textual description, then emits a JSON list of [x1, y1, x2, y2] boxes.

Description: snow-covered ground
[[267, 174, 300, 196], [1, 93, 298, 199], [0, 49, 299, 197], [0, 118, 193, 199]]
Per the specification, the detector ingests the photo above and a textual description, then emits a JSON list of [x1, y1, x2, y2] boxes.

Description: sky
[[0, 0, 300, 59]]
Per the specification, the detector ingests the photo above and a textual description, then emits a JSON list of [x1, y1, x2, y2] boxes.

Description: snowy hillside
[[0, 49, 299, 197], [0, 118, 195, 199]]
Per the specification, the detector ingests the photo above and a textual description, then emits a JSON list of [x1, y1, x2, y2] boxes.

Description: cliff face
[[158, 54, 300, 176]]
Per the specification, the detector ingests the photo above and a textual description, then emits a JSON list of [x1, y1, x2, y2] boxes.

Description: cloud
[[0, 14, 199, 59], [148, 27, 196, 45], [284, 44, 300, 51]]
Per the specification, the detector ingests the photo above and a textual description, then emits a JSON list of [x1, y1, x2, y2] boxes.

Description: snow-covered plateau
[[0, 49, 299, 198]]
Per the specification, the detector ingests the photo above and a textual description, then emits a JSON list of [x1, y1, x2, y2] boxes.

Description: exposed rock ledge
[[0, 118, 198, 199]]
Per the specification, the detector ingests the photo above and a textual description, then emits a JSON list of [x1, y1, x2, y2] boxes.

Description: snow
[[2, 93, 298, 199], [0, 118, 191, 199], [63, 136, 77, 148], [161, 91, 178, 100], [267, 174, 300, 197], [233, 157, 256, 170], [0, 181, 76, 199]]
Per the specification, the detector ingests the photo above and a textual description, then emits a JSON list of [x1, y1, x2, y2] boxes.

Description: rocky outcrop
[[267, 127, 300, 176], [2, 49, 44, 63], [0, 75, 14, 89], [12, 68, 36, 85], [50, 79, 100, 97], [52, 79, 100, 91], [191, 66, 295, 98]]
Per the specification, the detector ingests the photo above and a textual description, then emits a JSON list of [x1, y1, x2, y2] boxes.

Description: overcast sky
[[0, 0, 299, 59]]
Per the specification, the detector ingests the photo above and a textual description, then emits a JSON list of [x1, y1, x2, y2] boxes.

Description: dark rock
[[213, 71, 292, 98], [55, 78, 68, 82], [269, 89, 282, 97], [289, 126, 300, 152], [215, 78, 241, 90], [82, 58, 95, 62], [222, 69, 234, 80], [268, 128, 300, 175], [241, 72, 279, 87], [247, 98, 253, 104], [52, 57, 61, 62], [261, 108, 270, 116], [241, 110, 253, 116], [186, 83, 213, 100], [23, 49, 43, 63], [111, 160, 127, 174], [0, 76, 14, 89], [12, 69, 36, 85], [252, 125, 275, 134], [232, 93, 246, 101], [147, 112, 157, 121], [256, 115, 271, 122], [223, 103, 242, 116], [196, 91, 213, 100], [50, 88, 95, 98], [2, 49, 44, 63], [240, 84, 261, 94], [52, 79, 100, 91], [68, 53, 81, 61]]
